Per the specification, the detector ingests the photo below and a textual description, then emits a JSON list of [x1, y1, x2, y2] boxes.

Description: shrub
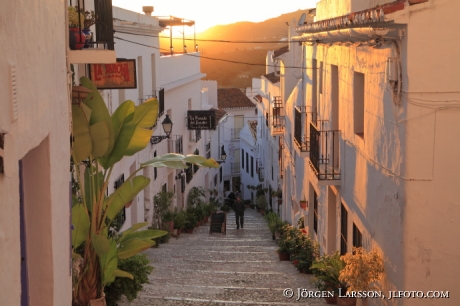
[[339, 247, 384, 292], [104, 254, 154, 306]]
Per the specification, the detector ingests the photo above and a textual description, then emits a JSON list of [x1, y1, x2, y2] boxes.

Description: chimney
[[142, 6, 154, 16]]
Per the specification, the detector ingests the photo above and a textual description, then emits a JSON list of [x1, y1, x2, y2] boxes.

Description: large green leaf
[[124, 124, 154, 156], [110, 100, 135, 148], [105, 176, 150, 222], [112, 269, 133, 280], [117, 222, 149, 244], [99, 240, 118, 286], [89, 120, 110, 159], [80, 77, 114, 155], [91, 233, 110, 258], [142, 154, 220, 169], [84, 167, 104, 214], [119, 229, 167, 245], [97, 99, 158, 169], [143, 160, 189, 169], [71, 204, 90, 249], [71, 104, 92, 163], [117, 238, 155, 259]]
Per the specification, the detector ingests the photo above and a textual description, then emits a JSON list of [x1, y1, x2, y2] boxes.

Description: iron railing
[[69, 0, 115, 50], [205, 142, 211, 159], [294, 107, 318, 152], [231, 162, 240, 174], [272, 96, 285, 134], [167, 135, 183, 154], [189, 129, 201, 142], [231, 128, 242, 140], [309, 123, 341, 180], [258, 166, 265, 182]]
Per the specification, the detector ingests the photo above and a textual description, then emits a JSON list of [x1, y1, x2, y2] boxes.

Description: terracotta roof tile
[[218, 88, 256, 109]]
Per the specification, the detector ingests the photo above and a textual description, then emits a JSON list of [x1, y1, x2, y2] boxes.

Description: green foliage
[[311, 251, 346, 294], [153, 190, 175, 229], [264, 212, 282, 235], [256, 195, 267, 210], [104, 254, 153, 306], [187, 186, 206, 207], [184, 207, 198, 230], [220, 204, 230, 212], [172, 210, 187, 230]]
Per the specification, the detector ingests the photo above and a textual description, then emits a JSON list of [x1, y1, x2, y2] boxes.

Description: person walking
[[233, 196, 245, 229]]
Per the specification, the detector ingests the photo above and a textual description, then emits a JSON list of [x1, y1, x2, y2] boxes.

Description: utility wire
[[115, 30, 294, 44], [114, 36, 315, 70]]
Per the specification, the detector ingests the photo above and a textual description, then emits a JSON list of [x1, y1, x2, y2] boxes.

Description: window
[[246, 152, 249, 173], [219, 167, 222, 183], [319, 61, 323, 94], [353, 223, 362, 248], [153, 151, 157, 180], [251, 156, 254, 177], [341, 204, 348, 255], [214, 174, 218, 186], [354, 72, 365, 138], [162, 183, 167, 193], [313, 191, 318, 234], [224, 180, 230, 192], [242, 149, 245, 168]]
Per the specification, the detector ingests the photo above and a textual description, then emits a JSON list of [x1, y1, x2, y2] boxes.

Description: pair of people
[[233, 196, 245, 229]]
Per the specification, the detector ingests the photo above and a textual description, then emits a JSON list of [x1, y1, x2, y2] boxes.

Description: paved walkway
[[118, 208, 328, 306]]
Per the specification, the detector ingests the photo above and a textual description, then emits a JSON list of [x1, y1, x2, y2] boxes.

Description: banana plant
[[71, 77, 219, 306]]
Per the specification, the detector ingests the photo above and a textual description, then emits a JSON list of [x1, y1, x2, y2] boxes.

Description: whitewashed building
[[277, 0, 460, 303]]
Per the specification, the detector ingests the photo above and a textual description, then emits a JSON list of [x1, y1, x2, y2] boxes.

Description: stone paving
[[118, 208, 329, 306]]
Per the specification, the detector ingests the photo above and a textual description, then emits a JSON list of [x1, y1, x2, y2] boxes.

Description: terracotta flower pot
[[299, 201, 307, 209], [277, 250, 290, 261], [324, 296, 338, 304], [69, 27, 86, 50]]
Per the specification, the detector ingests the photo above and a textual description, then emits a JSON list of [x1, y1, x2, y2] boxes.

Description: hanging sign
[[88, 59, 137, 89], [187, 110, 216, 130]]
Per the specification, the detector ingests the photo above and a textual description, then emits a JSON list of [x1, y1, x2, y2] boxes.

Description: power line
[[114, 36, 315, 70], [115, 30, 293, 44]]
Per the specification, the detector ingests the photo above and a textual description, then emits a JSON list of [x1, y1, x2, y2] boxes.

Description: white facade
[[277, 0, 460, 304]]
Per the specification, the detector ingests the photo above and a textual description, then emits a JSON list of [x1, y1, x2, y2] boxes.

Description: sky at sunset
[[113, 0, 320, 33]]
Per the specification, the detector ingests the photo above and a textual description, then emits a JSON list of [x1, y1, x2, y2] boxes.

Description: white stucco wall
[[0, 1, 71, 305], [288, 0, 460, 304]]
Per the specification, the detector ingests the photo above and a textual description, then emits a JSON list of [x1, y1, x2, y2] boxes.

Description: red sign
[[89, 59, 137, 89]]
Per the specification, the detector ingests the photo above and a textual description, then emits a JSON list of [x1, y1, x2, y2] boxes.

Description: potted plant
[[338, 247, 384, 306], [68, 6, 86, 50], [275, 188, 282, 204], [311, 251, 346, 304], [153, 190, 175, 232], [220, 204, 230, 212], [161, 210, 175, 233], [264, 211, 281, 240], [172, 210, 187, 237], [256, 195, 267, 214], [299, 198, 307, 209], [71, 77, 219, 306], [80, 8, 96, 47], [289, 229, 319, 273]]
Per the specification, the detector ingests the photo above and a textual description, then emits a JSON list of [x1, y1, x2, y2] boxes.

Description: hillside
[[160, 9, 314, 88]]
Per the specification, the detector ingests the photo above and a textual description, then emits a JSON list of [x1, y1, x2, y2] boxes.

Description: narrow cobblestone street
[[118, 209, 328, 306]]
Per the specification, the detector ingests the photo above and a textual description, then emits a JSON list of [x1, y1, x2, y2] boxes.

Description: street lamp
[[217, 144, 227, 164], [150, 115, 173, 145]]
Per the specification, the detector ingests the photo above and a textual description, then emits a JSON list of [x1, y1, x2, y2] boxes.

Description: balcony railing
[[278, 136, 284, 179], [271, 96, 285, 135], [69, 0, 115, 50], [258, 166, 265, 182], [167, 135, 183, 154], [309, 123, 341, 181], [294, 107, 318, 153], [189, 129, 201, 143], [231, 162, 240, 174], [231, 128, 242, 140]]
